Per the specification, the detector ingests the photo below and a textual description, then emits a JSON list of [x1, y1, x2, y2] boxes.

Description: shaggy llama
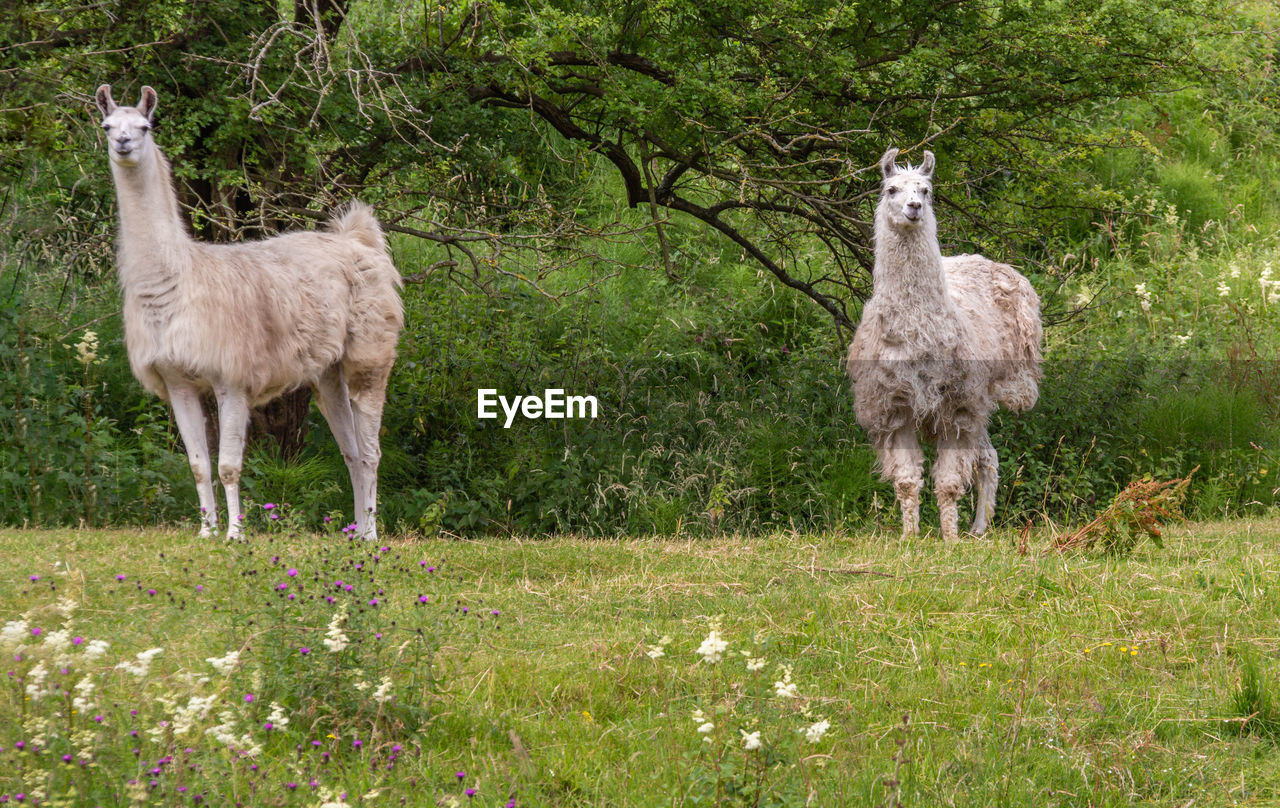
[[96, 84, 404, 540], [846, 147, 1041, 540]]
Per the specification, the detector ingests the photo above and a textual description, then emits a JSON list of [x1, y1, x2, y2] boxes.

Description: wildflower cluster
[[1, 538, 508, 806], [646, 625, 838, 801]]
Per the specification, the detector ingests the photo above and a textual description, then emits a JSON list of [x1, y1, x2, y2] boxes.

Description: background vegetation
[[2, 0, 1278, 536]]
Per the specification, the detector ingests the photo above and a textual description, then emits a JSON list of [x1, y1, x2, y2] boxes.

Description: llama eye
[[886, 187, 897, 195], [101, 124, 111, 131]]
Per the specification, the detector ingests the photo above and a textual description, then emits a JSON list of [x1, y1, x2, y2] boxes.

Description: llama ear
[[919, 150, 935, 178], [879, 148, 900, 179], [137, 86, 158, 121], [95, 85, 116, 118]]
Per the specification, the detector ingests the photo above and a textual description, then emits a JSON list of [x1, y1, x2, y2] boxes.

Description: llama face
[[877, 147, 936, 230], [879, 174, 934, 229], [96, 85, 158, 168]]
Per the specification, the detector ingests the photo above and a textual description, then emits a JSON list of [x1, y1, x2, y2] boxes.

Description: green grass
[[2, 519, 1280, 806]]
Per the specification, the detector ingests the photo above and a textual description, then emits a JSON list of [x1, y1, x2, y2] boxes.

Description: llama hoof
[[198, 526, 214, 539]]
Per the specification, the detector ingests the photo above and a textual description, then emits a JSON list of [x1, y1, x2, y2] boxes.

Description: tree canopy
[[3, 0, 1219, 326]]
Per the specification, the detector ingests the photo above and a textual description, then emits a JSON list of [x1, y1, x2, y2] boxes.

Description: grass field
[[2, 519, 1279, 806]]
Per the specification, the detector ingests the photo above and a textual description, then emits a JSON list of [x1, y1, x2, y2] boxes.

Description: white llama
[[846, 147, 1041, 540], [96, 84, 404, 540]]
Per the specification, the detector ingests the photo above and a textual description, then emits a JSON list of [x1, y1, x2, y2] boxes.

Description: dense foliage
[[1, 1, 1277, 534]]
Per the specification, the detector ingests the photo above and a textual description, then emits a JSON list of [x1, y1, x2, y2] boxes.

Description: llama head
[[96, 84, 158, 168], [877, 147, 936, 231]]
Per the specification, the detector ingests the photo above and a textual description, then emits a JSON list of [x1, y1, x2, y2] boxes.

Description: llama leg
[[313, 367, 367, 532], [165, 380, 218, 537], [213, 386, 251, 540], [879, 429, 924, 538], [970, 432, 998, 536], [347, 365, 392, 541], [934, 434, 977, 541]]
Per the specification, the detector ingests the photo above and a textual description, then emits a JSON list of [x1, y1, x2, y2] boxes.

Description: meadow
[[4, 3, 1280, 806], [3, 518, 1279, 806]]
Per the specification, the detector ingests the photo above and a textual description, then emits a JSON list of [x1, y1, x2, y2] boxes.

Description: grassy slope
[[1, 521, 1278, 806]]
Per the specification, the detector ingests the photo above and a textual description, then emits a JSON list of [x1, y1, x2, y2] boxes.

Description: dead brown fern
[[1052, 466, 1198, 554]]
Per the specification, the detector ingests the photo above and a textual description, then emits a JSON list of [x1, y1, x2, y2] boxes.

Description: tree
[[389, 0, 1216, 328], [3, 0, 1219, 337]]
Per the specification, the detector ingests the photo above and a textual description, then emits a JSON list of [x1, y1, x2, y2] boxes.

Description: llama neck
[[871, 219, 955, 318], [110, 148, 191, 282]]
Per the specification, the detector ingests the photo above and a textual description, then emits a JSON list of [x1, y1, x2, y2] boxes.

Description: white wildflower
[[804, 719, 831, 744], [43, 628, 73, 655], [773, 667, 798, 699], [1134, 282, 1152, 313], [83, 639, 110, 660], [691, 708, 706, 723], [267, 701, 290, 728], [317, 788, 353, 808], [72, 677, 97, 712], [696, 721, 715, 735], [206, 710, 240, 747], [206, 650, 241, 676], [55, 597, 79, 619], [0, 619, 29, 648], [173, 694, 219, 737], [72, 729, 96, 760], [117, 647, 163, 678], [324, 604, 350, 653], [206, 709, 261, 756], [696, 629, 728, 664], [647, 635, 672, 659], [372, 676, 393, 705], [25, 661, 49, 700], [73, 330, 101, 366], [745, 655, 767, 672], [741, 730, 762, 751], [1172, 333, 1192, 346], [1217, 281, 1231, 298]]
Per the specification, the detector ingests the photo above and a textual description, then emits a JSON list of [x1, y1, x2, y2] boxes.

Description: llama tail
[[328, 201, 388, 253]]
